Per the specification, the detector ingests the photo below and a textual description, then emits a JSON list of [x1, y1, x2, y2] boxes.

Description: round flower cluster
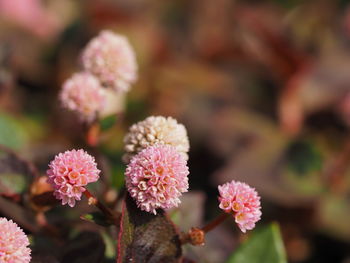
[[123, 116, 190, 163], [0, 217, 31, 263], [82, 30, 138, 92], [47, 149, 100, 207], [60, 72, 106, 122], [218, 180, 261, 232], [125, 145, 189, 214]]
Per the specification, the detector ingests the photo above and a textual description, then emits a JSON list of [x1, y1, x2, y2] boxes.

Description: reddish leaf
[[117, 194, 182, 263]]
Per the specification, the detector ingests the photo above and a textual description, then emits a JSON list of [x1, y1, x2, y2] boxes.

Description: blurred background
[[1, 0, 350, 262]]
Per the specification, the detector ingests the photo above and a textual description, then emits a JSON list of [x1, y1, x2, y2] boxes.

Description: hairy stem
[[83, 189, 120, 223]]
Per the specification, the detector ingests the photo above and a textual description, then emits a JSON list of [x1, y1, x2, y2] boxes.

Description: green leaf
[[0, 147, 34, 195], [80, 212, 113, 227], [117, 193, 182, 263], [100, 115, 117, 131], [286, 140, 323, 176], [0, 114, 27, 149], [226, 223, 287, 263], [0, 173, 26, 194]]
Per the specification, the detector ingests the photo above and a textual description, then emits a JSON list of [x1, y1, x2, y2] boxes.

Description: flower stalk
[[201, 213, 230, 233], [181, 213, 230, 246], [83, 189, 119, 223]]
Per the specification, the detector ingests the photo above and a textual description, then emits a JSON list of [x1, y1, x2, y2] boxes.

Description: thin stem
[[83, 189, 119, 222], [181, 213, 230, 245], [201, 213, 230, 233]]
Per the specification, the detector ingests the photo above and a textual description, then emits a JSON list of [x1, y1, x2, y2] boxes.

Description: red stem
[[201, 213, 230, 233], [83, 189, 119, 222], [181, 213, 230, 245]]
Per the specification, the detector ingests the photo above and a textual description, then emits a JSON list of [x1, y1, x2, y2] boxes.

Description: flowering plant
[[0, 27, 288, 263]]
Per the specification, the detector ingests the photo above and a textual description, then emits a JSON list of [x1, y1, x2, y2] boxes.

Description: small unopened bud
[[188, 227, 205, 246], [88, 196, 98, 206]]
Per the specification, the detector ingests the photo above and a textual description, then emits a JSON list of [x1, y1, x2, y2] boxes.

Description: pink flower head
[[0, 217, 31, 263], [125, 145, 189, 214], [47, 149, 100, 207], [60, 72, 106, 122], [218, 180, 261, 233], [0, 0, 61, 38], [81, 30, 138, 93]]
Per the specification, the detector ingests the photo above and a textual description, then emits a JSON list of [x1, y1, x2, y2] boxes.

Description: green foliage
[[0, 114, 27, 149], [286, 140, 323, 176], [227, 223, 287, 263], [100, 115, 117, 131], [0, 173, 26, 195], [0, 148, 32, 195], [80, 212, 113, 227], [111, 165, 125, 190]]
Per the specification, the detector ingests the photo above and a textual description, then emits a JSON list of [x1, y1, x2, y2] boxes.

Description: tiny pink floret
[[0, 217, 31, 263], [218, 180, 261, 233], [125, 145, 189, 214], [47, 149, 100, 207]]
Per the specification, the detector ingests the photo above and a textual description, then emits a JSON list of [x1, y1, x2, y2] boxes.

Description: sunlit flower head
[[125, 145, 189, 214], [218, 180, 261, 233], [47, 149, 100, 207], [60, 72, 106, 122], [0, 217, 31, 263], [123, 116, 190, 163], [81, 30, 138, 92]]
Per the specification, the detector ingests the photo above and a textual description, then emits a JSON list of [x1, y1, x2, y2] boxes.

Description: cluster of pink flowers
[[82, 30, 138, 92], [125, 145, 189, 214], [0, 217, 31, 263], [60, 72, 106, 122], [218, 180, 261, 232], [47, 149, 100, 207], [46, 115, 262, 234], [60, 30, 137, 122]]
